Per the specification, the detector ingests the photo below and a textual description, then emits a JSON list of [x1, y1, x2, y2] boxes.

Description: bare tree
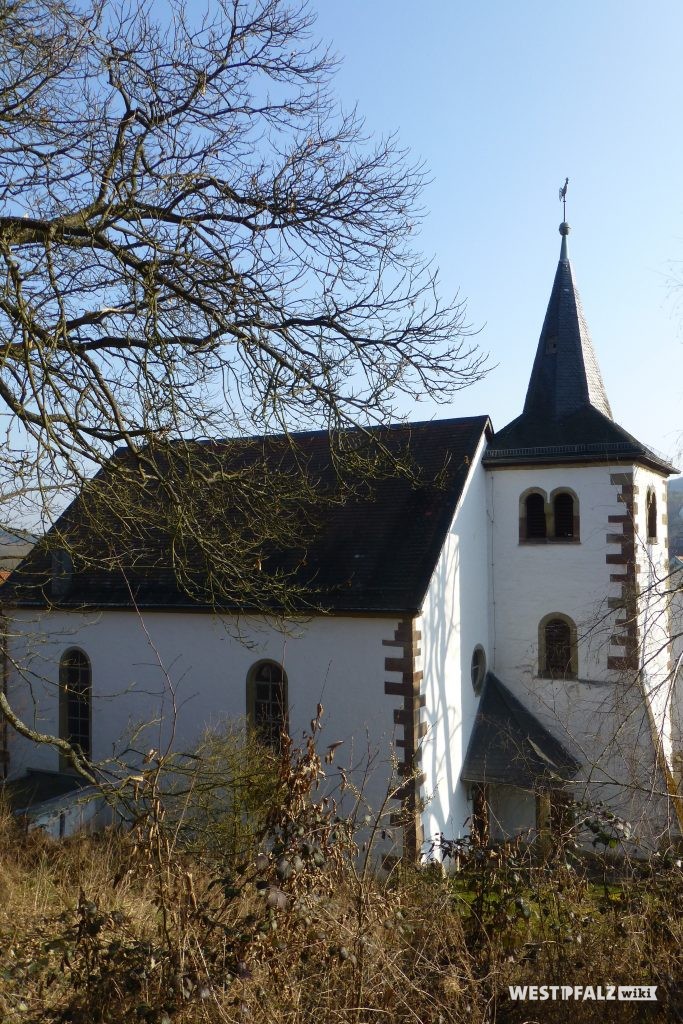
[[0, 0, 489, 789], [0, 0, 484, 553]]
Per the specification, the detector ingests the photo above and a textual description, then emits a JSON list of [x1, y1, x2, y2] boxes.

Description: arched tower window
[[247, 661, 288, 750], [59, 648, 91, 762], [646, 488, 658, 542], [549, 488, 580, 541], [524, 492, 547, 539], [521, 488, 580, 543], [538, 615, 578, 679], [553, 492, 575, 539]]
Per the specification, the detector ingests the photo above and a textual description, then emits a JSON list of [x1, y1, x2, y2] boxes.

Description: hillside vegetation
[[1, 723, 682, 1023]]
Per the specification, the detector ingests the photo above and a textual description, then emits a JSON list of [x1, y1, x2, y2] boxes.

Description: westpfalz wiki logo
[[508, 984, 657, 1002]]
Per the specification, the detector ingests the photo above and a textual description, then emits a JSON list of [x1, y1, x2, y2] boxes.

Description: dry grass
[[1, 819, 681, 1023], [0, 725, 681, 1023], [0, 811, 483, 1023]]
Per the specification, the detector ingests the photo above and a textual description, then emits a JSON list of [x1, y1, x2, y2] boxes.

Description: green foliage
[[162, 719, 282, 864]]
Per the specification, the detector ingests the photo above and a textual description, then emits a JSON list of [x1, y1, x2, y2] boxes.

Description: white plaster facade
[[3, 229, 681, 855], [6, 610, 404, 823], [486, 462, 677, 849], [420, 430, 491, 842], [5, 437, 678, 853]]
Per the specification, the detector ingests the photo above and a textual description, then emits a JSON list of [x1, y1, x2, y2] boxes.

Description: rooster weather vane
[[559, 177, 569, 220]]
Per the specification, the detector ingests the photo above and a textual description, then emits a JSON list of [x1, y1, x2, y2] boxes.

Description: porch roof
[[461, 672, 580, 789]]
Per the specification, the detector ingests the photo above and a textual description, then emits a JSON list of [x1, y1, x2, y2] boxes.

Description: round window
[[471, 646, 486, 694]]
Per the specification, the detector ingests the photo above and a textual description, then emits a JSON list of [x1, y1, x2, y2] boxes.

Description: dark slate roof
[[2, 769, 85, 812], [2, 416, 490, 615], [525, 226, 611, 421], [485, 403, 676, 474], [461, 672, 580, 788], [484, 226, 677, 476]]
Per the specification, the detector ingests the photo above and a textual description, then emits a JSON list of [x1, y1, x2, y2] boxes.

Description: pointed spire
[[485, 219, 677, 476], [522, 223, 612, 421]]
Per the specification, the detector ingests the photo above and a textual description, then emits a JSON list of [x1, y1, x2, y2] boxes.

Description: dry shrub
[[433, 832, 683, 1023], [0, 717, 484, 1023], [0, 807, 162, 1023], [156, 719, 283, 862], [1, 734, 682, 1023]]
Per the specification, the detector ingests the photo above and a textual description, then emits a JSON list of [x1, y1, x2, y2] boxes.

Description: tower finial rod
[[559, 177, 569, 221]]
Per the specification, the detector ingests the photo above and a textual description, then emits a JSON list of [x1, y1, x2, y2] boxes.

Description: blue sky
[[313, 1, 683, 465]]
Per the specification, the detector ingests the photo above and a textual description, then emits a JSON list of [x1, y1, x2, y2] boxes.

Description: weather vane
[[559, 177, 569, 220]]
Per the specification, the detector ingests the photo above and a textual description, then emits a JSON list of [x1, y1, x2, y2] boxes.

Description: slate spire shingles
[[485, 224, 676, 475], [523, 223, 612, 422]]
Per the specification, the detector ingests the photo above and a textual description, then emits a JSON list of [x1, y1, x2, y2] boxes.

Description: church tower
[[481, 221, 680, 849]]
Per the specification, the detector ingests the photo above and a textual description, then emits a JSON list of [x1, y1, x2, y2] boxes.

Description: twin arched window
[[246, 660, 288, 750], [538, 614, 578, 678], [521, 489, 579, 542], [59, 648, 91, 763]]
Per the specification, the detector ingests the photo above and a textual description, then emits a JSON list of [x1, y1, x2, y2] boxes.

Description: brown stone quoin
[[383, 617, 425, 859], [606, 473, 639, 672]]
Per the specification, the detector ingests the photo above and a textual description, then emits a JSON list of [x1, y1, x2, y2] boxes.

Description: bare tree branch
[[0, 0, 486, 549]]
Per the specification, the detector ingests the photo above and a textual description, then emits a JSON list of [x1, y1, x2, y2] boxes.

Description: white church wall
[[489, 463, 621, 688], [633, 466, 675, 770], [420, 432, 491, 846], [487, 461, 675, 848], [5, 609, 404, 825]]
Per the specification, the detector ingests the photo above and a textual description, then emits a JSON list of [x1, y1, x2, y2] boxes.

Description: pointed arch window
[[646, 489, 658, 542], [59, 649, 91, 763], [539, 615, 578, 679], [247, 661, 288, 751]]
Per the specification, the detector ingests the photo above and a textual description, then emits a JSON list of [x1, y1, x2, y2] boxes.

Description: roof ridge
[[4, 417, 491, 615], [119, 414, 493, 451]]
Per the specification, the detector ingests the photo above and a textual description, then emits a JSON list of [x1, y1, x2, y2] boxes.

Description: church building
[[2, 223, 681, 855]]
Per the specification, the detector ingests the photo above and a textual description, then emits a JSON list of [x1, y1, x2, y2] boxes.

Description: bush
[[0, 724, 681, 1022], [161, 719, 283, 864]]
